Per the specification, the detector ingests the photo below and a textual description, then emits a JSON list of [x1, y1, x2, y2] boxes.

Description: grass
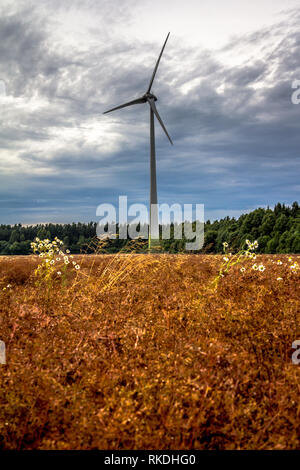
[[0, 249, 299, 450]]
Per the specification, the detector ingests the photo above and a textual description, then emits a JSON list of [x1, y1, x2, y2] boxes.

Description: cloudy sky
[[0, 0, 300, 224]]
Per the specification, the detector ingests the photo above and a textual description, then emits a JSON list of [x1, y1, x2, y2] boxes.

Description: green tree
[[9, 229, 19, 243], [260, 213, 276, 236]]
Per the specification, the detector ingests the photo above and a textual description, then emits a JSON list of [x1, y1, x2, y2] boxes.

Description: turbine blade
[[148, 98, 173, 145], [103, 97, 145, 114], [147, 33, 170, 94]]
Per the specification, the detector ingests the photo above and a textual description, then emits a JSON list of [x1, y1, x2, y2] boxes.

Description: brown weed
[[0, 253, 299, 449]]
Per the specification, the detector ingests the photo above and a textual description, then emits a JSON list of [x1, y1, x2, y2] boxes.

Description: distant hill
[[0, 202, 299, 254]]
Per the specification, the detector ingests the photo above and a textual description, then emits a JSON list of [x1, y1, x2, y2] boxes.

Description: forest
[[0, 201, 299, 255]]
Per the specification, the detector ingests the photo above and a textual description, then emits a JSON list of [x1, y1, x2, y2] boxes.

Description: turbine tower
[[103, 33, 173, 251]]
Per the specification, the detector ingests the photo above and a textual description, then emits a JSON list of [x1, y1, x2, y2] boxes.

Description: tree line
[[0, 201, 299, 255]]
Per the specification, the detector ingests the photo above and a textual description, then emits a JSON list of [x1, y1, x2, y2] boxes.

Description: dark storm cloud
[[0, 9, 69, 98], [0, 1, 299, 224]]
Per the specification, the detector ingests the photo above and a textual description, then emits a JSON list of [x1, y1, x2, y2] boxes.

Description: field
[[0, 250, 300, 450]]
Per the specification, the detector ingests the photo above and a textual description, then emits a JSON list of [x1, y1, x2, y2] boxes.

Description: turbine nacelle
[[144, 92, 157, 102]]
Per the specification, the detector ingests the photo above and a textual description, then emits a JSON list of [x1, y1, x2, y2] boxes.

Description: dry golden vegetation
[[0, 246, 300, 450]]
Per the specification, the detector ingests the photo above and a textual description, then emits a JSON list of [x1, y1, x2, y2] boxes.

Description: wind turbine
[[103, 33, 173, 251]]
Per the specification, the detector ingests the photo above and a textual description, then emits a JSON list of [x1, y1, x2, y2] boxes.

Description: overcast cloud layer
[[0, 0, 299, 224]]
